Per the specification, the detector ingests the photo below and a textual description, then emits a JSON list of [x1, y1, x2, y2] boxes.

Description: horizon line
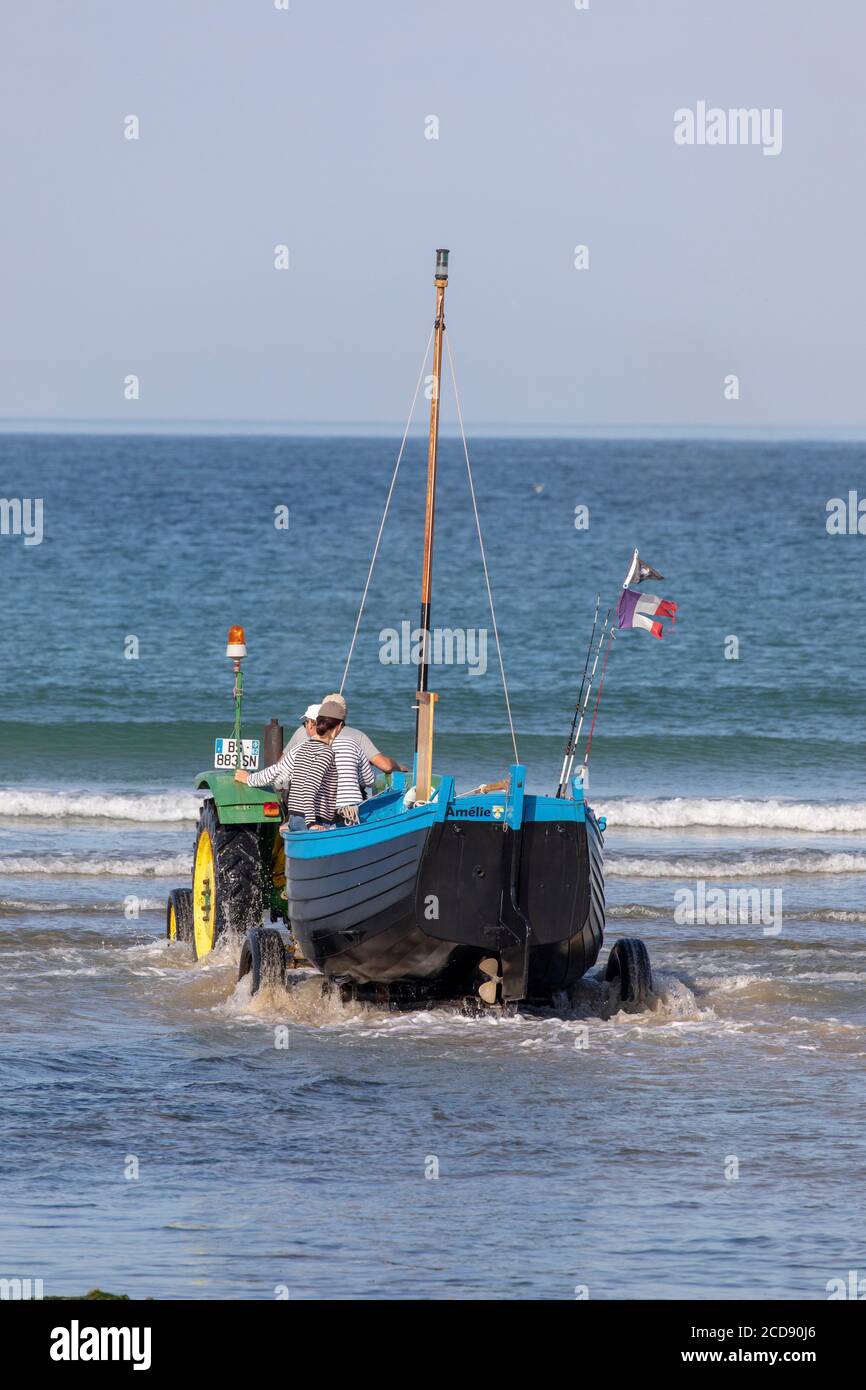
[[2, 417, 866, 441]]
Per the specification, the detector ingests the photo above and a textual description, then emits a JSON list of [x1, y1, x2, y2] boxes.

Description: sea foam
[[2, 789, 865, 834], [607, 850, 866, 878], [0, 789, 202, 822], [597, 797, 866, 833], [0, 854, 193, 877]]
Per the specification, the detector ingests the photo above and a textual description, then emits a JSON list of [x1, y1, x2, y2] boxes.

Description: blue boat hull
[[283, 767, 605, 1001]]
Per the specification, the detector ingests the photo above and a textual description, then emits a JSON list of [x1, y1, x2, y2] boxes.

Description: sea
[[1, 433, 864, 1299]]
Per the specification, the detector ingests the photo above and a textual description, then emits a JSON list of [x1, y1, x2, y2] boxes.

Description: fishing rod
[[556, 603, 611, 797], [555, 595, 599, 797], [582, 626, 616, 768]]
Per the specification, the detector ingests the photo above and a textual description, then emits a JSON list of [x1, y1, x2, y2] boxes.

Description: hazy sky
[[2, 1, 864, 431]]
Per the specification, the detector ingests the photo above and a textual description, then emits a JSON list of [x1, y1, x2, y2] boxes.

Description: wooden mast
[[414, 248, 448, 801]]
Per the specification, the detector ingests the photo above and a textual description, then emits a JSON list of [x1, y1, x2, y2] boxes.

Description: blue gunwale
[[283, 764, 586, 860]]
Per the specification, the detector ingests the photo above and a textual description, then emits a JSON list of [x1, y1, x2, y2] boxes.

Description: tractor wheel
[[238, 927, 287, 995], [166, 887, 194, 944], [604, 937, 652, 1008], [192, 798, 263, 960]]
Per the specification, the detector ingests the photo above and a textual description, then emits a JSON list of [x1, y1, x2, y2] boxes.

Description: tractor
[[165, 625, 294, 977]]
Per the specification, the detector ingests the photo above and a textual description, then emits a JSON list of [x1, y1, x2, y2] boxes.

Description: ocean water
[[1, 433, 865, 1299]]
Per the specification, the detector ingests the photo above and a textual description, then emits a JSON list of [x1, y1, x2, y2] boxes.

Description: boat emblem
[[492, 805, 504, 819]]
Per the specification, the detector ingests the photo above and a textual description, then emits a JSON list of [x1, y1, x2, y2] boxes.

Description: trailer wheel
[[605, 937, 652, 1008], [166, 888, 194, 943], [238, 927, 287, 995], [193, 798, 263, 960]]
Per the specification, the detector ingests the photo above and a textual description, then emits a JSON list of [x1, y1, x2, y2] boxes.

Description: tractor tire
[[238, 927, 287, 995], [604, 937, 652, 1008], [166, 887, 194, 944], [192, 798, 263, 960]]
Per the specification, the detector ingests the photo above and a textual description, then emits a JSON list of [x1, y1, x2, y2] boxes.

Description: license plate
[[214, 737, 260, 770]]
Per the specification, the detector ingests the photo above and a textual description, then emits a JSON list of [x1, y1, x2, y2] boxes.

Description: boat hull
[[284, 770, 605, 1001]]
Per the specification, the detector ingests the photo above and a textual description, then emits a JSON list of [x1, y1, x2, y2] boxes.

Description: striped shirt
[[287, 723, 380, 763], [284, 740, 337, 828], [331, 730, 375, 808], [249, 729, 374, 809], [247, 743, 296, 791]]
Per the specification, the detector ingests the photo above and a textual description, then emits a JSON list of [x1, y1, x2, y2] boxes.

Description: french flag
[[617, 587, 678, 640]]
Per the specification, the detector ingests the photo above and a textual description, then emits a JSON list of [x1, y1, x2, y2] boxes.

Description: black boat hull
[[285, 802, 605, 1000]]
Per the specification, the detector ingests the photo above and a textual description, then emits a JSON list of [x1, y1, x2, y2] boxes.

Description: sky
[[1, 0, 864, 433]]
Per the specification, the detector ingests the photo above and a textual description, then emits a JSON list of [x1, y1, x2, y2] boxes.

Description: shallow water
[[1, 435, 864, 1298], [1, 877, 864, 1299]]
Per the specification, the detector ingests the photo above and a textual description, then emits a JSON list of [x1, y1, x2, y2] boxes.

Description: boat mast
[[414, 248, 448, 801]]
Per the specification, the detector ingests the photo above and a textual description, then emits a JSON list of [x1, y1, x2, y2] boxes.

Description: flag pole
[[565, 554, 635, 784]]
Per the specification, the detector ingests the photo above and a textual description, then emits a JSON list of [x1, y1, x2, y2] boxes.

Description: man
[[296, 702, 320, 743], [237, 695, 388, 827], [278, 702, 341, 830], [233, 702, 318, 797], [286, 693, 407, 776], [237, 702, 341, 830]]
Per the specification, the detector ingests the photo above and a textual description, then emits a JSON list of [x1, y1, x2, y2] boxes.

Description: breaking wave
[[2, 848, 864, 883], [0, 897, 165, 913], [0, 789, 202, 822], [3, 789, 866, 836], [608, 901, 866, 922], [0, 854, 193, 878], [607, 850, 866, 878], [597, 797, 866, 833]]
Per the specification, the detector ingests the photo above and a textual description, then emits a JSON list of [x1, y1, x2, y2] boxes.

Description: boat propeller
[[477, 956, 502, 1005]]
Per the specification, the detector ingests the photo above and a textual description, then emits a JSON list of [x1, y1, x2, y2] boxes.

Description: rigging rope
[[444, 330, 519, 765], [339, 327, 434, 696]]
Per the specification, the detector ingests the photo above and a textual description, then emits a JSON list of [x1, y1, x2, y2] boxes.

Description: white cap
[[303, 704, 321, 722]]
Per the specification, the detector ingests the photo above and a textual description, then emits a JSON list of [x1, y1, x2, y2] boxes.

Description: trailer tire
[[166, 888, 194, 944], [605, 937, 652, 1008], [238, 927, 287, 995], [193, 798, 263, 960]]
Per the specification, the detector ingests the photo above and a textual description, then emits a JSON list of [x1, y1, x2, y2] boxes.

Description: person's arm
[[357, 729, 407, 775], [359, 750, 375, 789], [371, 751, 408, 774], [237, 744, 295, 789]]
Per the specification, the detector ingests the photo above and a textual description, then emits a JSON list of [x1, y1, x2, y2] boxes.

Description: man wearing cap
[[236, 700, 344, 830], [234, 703, 319, 796], [236, 696, 384, 827], [284, 694, 377, 826], [297, 703, 321, 745], [286, 694, 406, 777], [236, 693, 405, 824]]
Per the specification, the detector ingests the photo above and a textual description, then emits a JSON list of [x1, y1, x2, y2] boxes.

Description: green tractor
[[165, 625, 292, 971], [166, 771, 288, 960]]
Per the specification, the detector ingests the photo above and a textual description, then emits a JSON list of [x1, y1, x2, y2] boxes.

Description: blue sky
[[1, 1, 863, 431]]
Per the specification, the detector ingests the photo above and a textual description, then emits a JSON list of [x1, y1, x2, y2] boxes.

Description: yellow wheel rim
[[168, 903, 177, 941], [193, 829, 216, 959]]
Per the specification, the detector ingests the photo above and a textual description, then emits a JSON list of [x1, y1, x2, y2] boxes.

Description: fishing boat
[[177, 249, 653, 1009], [278, 249, 618, 1007]]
